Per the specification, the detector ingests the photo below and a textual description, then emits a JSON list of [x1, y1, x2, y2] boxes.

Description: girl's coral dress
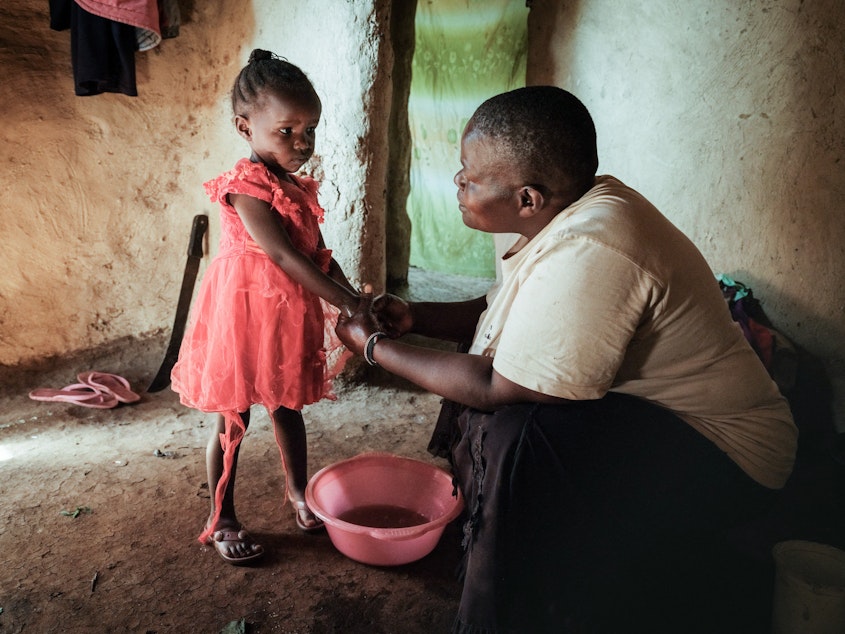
[[170, 158, 348, 543]]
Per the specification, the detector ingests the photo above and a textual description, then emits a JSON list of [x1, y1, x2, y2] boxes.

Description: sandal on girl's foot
[[206, 527, 264, 565], [290, 499, 324, 534]]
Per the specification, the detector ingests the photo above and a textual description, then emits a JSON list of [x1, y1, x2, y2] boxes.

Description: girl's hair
[[231, 49, 319, 117], [469, 86, 598, 194]]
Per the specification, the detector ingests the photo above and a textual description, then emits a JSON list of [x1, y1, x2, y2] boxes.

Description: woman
[[336, 86, 796, 633]]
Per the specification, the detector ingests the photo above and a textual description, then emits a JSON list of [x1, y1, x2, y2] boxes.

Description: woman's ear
[[235, 115, 252, 141], [517, 186, 546, 218]]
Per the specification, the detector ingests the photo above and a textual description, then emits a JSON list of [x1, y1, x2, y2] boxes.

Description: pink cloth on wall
[[74, 0, 159, 32], [75, 0, 161, 50]]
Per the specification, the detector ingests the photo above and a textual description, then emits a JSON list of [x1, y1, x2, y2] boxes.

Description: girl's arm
[[318, 232, 357, 295], [230, 192, 358, 314], [328, 257, 356, 294]]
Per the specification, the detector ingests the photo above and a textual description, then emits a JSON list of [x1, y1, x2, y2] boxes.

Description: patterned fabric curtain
[[408, 0, 528, 277]]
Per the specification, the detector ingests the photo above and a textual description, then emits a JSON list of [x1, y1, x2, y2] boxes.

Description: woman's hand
[[372, 293, 412, 338], [335, 286, 382, 356]]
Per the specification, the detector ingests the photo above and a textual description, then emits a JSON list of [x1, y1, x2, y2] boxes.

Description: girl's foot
[[289, 498, 324, 533], [205, 524, 264, 565]]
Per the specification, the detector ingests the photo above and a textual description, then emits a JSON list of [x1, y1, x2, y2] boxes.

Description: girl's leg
[[205, 410, 263, 561], [270, 405, 322, 531]]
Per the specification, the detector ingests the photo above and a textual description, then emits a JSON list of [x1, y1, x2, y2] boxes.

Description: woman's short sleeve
[[492, 238, 646, 399]]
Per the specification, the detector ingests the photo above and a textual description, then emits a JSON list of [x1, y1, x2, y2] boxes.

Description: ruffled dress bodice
[[171, 158, 347, 414]]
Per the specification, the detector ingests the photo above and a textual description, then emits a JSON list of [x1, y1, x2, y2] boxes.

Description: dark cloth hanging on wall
[[49, 0, 181, 97], [48, 0, 71, 29], [71, 7, 138, 96], [50, 0, 138, 96]]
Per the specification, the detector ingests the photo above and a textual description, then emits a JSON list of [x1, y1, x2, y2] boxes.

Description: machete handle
[[188, 214, 209, 258]]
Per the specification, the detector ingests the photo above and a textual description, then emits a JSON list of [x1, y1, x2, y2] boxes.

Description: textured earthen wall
[[527, 0, 845, 429]]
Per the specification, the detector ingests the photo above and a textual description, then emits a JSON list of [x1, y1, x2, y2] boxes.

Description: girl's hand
[[372, 293, 412, 338], [335, 287, 382, 356]]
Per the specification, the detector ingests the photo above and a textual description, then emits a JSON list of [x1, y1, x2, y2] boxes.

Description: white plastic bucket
[[772, 540, 845, 634]]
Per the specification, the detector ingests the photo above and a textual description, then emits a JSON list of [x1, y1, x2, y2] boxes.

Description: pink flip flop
[[77, 371, 141, 404], [29, 383, 119, 409]]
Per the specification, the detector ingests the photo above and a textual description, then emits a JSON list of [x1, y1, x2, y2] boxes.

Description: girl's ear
[[517, 185, 546, 218], [235, 115, 252, 141]]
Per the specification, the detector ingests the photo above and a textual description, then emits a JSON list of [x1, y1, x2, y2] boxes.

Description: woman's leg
[[270, 405, 322, 531], [450, 394, 778, 633]]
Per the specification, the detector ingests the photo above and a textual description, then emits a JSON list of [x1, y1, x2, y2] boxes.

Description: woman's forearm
[[370, 339, 498, 410], [408, 296, 487, 343], [366, 337, 568, 412]]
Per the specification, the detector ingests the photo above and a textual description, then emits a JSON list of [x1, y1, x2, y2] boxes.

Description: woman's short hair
[[468, 86, 598, 193]]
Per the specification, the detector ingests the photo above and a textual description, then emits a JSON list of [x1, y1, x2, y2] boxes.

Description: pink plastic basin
[[305, 452, 464, 566]]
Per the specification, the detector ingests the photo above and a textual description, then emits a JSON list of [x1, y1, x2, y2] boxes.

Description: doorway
[[406, 0, 528, 279]]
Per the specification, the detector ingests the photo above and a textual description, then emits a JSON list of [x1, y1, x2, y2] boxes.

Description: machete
[[147, 214, 209, 392]]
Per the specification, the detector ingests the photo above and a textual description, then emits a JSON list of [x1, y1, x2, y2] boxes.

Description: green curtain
[[408, 0, 528, 278]]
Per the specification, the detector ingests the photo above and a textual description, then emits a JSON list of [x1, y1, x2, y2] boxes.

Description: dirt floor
[[0, 271, 490, 634], [0, 359, 470, 634], [4, 269, 845, 634]]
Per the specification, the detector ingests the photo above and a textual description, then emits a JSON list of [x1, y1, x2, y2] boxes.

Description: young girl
[[171, 49, 358, 565]]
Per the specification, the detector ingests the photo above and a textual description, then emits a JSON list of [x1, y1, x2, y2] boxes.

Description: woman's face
[[453, 127, 522, 234], [237, 91, 321, 178]]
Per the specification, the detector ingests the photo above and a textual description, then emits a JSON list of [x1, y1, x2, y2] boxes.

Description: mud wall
[[0, 0, 403, 367], [527, 0, 845, 430]]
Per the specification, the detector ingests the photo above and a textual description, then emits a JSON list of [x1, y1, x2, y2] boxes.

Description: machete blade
[[147, 214, 209, 392]]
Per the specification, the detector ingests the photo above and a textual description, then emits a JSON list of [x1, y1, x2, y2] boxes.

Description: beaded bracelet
[[364, 332, 388, 366]]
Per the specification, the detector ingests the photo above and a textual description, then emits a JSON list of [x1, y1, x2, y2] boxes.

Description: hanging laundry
[[49, 0, 181, 97]]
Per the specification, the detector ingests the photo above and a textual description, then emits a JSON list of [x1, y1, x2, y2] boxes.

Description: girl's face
[[453, 127, 522, 234], [237, 91, 321, 179]]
